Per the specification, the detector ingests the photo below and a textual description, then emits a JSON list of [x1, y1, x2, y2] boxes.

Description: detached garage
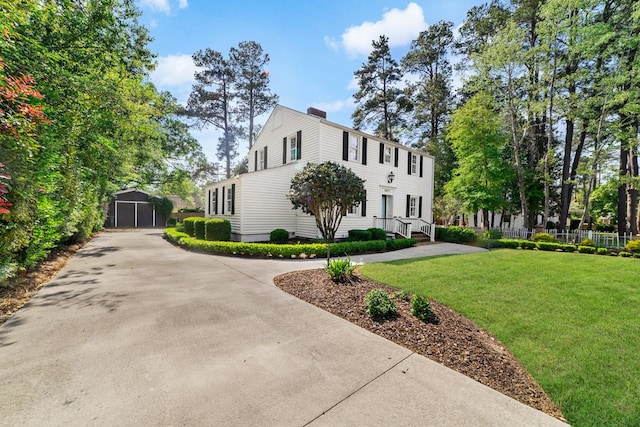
[[105, 189, 166, 228]]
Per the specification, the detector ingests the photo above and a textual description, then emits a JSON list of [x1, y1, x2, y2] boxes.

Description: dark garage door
[[115, 201, 157, 227]]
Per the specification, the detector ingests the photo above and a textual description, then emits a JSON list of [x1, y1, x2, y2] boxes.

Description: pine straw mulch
[[274, 269, 566, 423]]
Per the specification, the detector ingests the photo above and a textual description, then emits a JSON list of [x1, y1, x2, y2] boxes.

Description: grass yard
[[360, 249, 640, 427]]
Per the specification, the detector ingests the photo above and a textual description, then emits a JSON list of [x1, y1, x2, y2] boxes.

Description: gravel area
[[274, 269, 566, 422]]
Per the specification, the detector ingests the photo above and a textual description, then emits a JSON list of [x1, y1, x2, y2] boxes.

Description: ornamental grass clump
[[327, 257, 356, 283]]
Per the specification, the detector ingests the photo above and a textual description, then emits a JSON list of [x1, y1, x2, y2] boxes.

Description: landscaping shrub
[[332, 240, 387, 255], [619, 251, 632, 258], [183, 217, 202, 237], [546, 220, 556, 229], [348, 229, 371, 241], [561, 244, 577, 252], [205, 218, 231, 241], [368, 227, 387, 241], [176, 223, 185, 232], [166, 217, 177, 227], [495, 239, 519, 249], [580, 238, 596, 247], [411, 294, 433, 321], [326, 257, 356, 283], [519, 240, 537, 250], [435, 226, 448, 241], [595, 222, 615, 232], [365, 289, 397, 319], [193, 217, 207, 240], [392, 290, 411, 301], [385, 238, 417, 251], [536, 241, 564, 251], [624, 239, 640, 254], [578, 245, 596, 254], [532, 232, 556, 242], [597, 247, 609, 255], [482, 229, 503, 240], [164, 228, 189, 245], [634, 253, 640, 259], [270, 228, 289, 244], [442, 226, 476, 243]]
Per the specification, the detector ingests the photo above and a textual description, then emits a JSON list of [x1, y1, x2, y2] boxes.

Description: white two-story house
[[204, 105, 435, 242]]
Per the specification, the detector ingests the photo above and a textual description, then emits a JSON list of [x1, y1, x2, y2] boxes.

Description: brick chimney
[[307, 107, 327, 119]]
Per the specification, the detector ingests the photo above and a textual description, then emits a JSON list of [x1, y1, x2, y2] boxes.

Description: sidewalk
[[0, 231, 566, 426]]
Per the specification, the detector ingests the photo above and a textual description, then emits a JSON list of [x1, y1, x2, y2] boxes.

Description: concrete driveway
[[0, 230, 566, 426]]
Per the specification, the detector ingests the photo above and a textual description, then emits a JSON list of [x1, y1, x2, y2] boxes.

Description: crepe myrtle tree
[[288, 162, 366, 242]]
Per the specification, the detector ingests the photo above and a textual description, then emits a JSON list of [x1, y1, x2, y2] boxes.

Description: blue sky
[[138, 0, 482, 164]]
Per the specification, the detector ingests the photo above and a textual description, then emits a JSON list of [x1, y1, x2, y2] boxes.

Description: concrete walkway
[[0, 230, 566, 426]]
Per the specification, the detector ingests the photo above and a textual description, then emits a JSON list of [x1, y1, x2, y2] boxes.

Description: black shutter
[[362, 137, 367, 165], [420, 155, 424, 177], [361, 190, 367, 217], [263, 146, 268, 169], [342, 131, 349, 161], [296, 130, 302, 160], [407, 151, 412, 175], [394, 147, 399, 167], [406, 195, 411, 217], [207, 190, 211, 214], [379, 143, 384, 163], [283, 137, 287, 164], [221, 186, 225, 214], [254, 151, 258, 171], [418, 196, 423, 218], [231, 183, 236, 215], [214, 188, 218, 214]]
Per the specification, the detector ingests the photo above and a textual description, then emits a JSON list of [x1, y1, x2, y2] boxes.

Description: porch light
[[387, 171, 395, 183]]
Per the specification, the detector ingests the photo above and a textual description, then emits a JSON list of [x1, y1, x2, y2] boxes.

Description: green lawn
[[360, 249, 640, 426]]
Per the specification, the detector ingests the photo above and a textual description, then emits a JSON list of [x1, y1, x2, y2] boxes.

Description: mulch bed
[[0, 242, 86, 326], [274, 269, 566, 422]]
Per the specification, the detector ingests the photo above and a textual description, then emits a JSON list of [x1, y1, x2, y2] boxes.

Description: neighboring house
[[105, 189, 166, 228], [203, 105, 435, 242]]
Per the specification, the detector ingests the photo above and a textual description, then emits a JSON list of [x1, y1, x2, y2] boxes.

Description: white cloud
[[313, 98, 354, 113], [323, 36, 340, 51], [139, 0, 171, 14], [150, 54, 197, 88], [346, 76, 359, 91], [341, 2, 427, 57], [139, 0, 188, 15]]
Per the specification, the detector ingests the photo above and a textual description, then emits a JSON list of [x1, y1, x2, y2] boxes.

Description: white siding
[[203, 105, 435, 242]]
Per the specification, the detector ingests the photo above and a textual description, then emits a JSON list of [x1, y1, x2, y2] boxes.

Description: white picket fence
[[489, 228, 636, 248]]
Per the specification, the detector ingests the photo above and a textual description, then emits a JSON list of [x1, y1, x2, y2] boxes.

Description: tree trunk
[[628, 149, 638, 234], [618, 144, 629, 235]]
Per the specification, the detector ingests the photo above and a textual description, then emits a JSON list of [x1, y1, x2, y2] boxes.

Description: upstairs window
[[290, 136, 297, 161], [411, 153, 417, 174], [349, 134, 359, 161], [259, 149, 265, 170], [227, 188, 233, 213], [384, 145, 392, 164]]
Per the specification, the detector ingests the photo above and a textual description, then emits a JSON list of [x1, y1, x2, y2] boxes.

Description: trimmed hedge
[[270, 228, 289, 244], [205, 218, 231, 241], [532, 232, 556, 242], [164, 228, 190, 245], [193, 217, 208, 240], [348, 229, 372, 241], [441, 226, 476, 243], [578, 245, 596, 254], [183, 217, 200, 237], [368, 227, 387, 241], [174, 237, 407, 258], [166, 217, 177, 227], [386, 238, 417, 251]]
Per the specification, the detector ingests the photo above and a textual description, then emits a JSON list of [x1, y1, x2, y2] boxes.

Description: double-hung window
[[384, 145, 392, 164], [290, 136, 297, 161], [349, 134, 359, 161], [411, 153, 417, 174], [227, 188, 233, 213], [259, 149, 265, 170], [409, 196, 417, 217]]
